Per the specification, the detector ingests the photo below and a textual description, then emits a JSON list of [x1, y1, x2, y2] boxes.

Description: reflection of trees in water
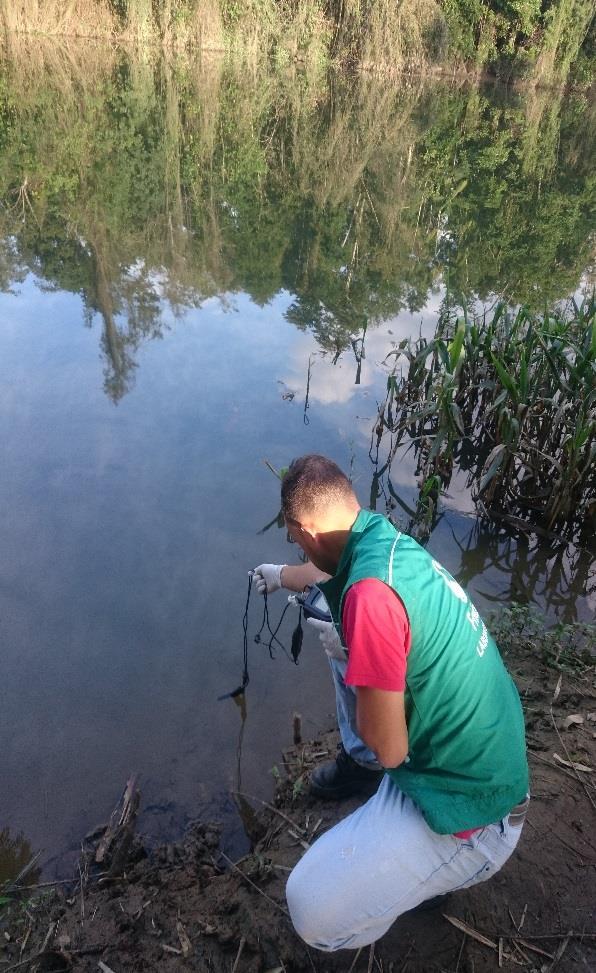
[[444, 517, 594, 625], [88, 230, 165, 400], [0, 42, 593, 400], [369, 449, 593, 621]]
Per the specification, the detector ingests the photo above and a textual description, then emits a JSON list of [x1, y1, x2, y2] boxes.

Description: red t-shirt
[[343, 578, 411, 691], [341, 578, 479, 839]]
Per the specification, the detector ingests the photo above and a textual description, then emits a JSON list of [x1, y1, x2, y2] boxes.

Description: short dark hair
[[281, 454, 357, 522]]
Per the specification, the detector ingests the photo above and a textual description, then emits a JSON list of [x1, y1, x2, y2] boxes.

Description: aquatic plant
[[372, 297, 596, 538]]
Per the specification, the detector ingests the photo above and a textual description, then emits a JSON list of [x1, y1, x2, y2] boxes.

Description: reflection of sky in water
[[0, 274, 593, 877]]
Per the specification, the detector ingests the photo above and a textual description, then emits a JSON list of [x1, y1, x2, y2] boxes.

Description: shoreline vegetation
[[0, 0, 594, 87]]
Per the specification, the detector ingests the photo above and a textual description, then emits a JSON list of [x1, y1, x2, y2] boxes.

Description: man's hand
[[306, 618, 347, 662], [252, 563, 286, 595]]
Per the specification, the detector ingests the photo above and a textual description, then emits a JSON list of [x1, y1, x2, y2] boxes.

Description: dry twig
[[219, 851, 290, 916], [347, 947, 363, 973], [232, 791, 307, 835], [550, 678, 596, 813], [231, 937, 246, 973]]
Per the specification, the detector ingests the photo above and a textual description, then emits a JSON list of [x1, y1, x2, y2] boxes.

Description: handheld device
[[293, 585, 333, 623]]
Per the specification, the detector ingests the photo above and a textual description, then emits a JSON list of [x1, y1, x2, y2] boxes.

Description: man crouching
[[253, 454, 529, 952]]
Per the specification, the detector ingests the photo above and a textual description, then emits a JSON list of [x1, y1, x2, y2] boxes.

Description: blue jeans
[[328, 656, 380, 769], [287, 776, 527, 950]]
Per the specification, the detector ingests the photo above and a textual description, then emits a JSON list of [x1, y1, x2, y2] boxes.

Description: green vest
[[320, 509, 529, 834]]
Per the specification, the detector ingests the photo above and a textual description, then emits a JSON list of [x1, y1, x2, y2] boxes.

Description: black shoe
[[310, 744, 383, 800]]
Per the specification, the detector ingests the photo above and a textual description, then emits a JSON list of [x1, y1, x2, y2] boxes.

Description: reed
[[0, 0, 117, 38], [0, 1, 592, 83], [373, 298, 596, 539]]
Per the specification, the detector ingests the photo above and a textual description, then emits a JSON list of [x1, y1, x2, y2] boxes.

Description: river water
[[0, 42, 594, 880]]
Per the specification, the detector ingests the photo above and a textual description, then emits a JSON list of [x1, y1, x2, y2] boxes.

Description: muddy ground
[[2, 640, 595, 973]]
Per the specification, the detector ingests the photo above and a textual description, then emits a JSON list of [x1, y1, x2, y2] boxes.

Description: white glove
[[306, 617, 348, 662], [252, 563, 286, 595]]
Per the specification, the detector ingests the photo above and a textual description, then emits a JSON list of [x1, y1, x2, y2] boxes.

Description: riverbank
[[0, 0, 594, 87], [1, 627, 595, 972]]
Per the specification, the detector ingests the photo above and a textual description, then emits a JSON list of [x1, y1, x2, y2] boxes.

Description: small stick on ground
[[219, 851, 289, 916], [232, 791, 307, 835], [347, 947, 363, 973], [367, 943, 375, 973], [41, 922, 56, 953], [176, 920, 192, 957], [8, 878, 75, 891], [79, 860, 85, 921], [231, 937, 246, 973], [549, 680, 596, 813], [454, 934, 465, 973], [529, 750, 596, 792], [499, 932, 596, 942], [548, 935, 570, 971], [511, 940, 530, 964], [288, 828, 310, 850], [19, 923, 32, 961], [515, 939, 554, 960]]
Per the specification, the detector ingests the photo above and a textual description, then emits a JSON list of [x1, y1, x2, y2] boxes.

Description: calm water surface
[[0, 44, 594, 879]]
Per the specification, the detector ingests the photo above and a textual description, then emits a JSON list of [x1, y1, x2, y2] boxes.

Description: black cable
[[254, 589, 293, 661], [219, 575, 302, 700], [218, 572, 252, 700]]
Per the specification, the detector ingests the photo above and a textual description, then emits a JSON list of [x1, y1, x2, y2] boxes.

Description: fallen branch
[[95, 775, 140, 876]]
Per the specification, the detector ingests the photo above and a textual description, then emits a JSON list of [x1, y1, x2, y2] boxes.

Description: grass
[[489, 603, 595, 673], [0, 0, 118, 38], [0, 0, 592, 83], [372, 296, 596, 540]]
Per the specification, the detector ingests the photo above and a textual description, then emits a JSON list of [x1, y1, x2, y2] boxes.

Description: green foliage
[[374, 298, 596, 537], [490, 604, 596, 672]]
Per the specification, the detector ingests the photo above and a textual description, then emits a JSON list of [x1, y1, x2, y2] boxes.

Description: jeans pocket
[[454, 826, 487, 852]]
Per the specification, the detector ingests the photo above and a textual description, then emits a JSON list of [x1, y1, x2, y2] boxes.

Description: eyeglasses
[[284, 516, 304, 545]]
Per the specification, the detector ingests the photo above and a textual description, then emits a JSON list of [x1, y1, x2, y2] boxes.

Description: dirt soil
[[2, 642, 595, 973]]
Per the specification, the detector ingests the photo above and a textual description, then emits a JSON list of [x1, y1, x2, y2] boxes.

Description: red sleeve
[[342, 579, 411, 692]]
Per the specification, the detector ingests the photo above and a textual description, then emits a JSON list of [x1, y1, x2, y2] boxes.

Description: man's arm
[[281, 562, 331, 592], [356, 687, 408, 769]]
